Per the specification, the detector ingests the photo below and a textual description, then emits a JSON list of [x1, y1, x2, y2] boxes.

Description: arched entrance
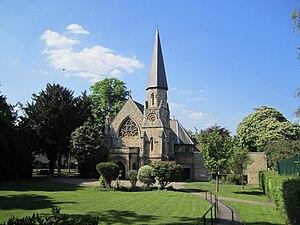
[[117, 161, 126, 179]]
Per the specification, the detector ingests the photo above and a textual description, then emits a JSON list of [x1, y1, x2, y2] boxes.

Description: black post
[[211, 207, 213, 225]]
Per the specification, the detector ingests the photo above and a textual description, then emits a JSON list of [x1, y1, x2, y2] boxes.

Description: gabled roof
[[170, 119, 194, 145], [147, 29, 168, 90], [134, 100, 144, 113]]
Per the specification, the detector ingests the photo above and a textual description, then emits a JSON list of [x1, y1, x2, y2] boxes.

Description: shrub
[[226, 174, 242, 185], [152, 161, 182, 189], [138, 165, 156, 188], [96, 162, 119, 188], [258, 170, 300, 225], [128, 170, 138, 188], [0, 207, 99, 225], [98, 175, 106, 188]]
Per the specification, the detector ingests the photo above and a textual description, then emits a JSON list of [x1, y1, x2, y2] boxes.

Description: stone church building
[[104, 30, 209, 181]]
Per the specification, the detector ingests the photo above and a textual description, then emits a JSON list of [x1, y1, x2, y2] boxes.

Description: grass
[[224, 201, 286, 225], [185, 182, 268, 202], [184, 182, 286, 225], [0, 178, 210, 224]]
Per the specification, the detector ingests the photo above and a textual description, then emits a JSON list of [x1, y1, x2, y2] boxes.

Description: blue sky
[[0, 1, 299, 133]]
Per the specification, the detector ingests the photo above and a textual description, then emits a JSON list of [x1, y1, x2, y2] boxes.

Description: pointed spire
[[147, 29, 168, 90]]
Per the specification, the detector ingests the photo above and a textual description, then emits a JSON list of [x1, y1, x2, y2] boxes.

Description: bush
[[152, 161, 182, 189], [226, 174, 242, 185], [128, 170, 138, 188], [258, 170, 300, 225], [98, 175, 106, 188], [0, 207, 99, 225], [96, 162, 119, 188], [138, 165, 156, 188]]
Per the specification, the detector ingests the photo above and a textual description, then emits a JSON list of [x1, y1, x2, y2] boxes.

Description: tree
[[23, 83, 82, 175], [229, 141, 252, 190], [198, 125, 233, 192], [138, 165, 156, 188], [237, 106, 300, 152], [0, 93, 32, 180], [70, 120, 106, 178], [152, 161, 182, 189], [96, 162, 119, 188], [264, 138, 300, 170], [128, 170, 138, 188], [295, 88, 300, 119], [90, 78, 128, 126]]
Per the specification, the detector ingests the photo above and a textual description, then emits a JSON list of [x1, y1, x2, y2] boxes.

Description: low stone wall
[[247, 152, 267, 185]]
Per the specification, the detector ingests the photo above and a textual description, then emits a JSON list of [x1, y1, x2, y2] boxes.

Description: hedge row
[[258, 171, 300, 225]]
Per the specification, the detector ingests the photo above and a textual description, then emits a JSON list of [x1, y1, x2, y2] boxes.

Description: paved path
[[171, 182, 240, 225]]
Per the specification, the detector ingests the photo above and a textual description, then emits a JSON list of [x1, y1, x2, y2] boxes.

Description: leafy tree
[[70, 120, 106, 178], [90, 78, 128, 126], [23, 83, 82, 175], [264, 137, 300, 170], [0, 93, 32, 180], [237, 106, 300, 152], [229, 141, 252, 190], [152, 161, 182, 189], [96, 162, 119, 188], [138, 165, 156, 188], [198, 125, 233, 192]]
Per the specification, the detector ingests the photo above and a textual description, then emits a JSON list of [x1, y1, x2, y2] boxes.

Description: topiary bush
[[138, 165, 156, 188], [96, 162, 119, 188]]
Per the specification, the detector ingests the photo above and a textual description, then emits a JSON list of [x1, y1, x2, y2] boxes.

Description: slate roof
[[170, 119, 195, 145], [147, 29, 168, 90]]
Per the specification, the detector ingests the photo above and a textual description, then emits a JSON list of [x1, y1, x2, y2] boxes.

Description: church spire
[[147, 29, 168, 90]]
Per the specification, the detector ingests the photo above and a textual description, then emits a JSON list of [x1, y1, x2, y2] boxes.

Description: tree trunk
[[216, 173, 220, 192], [241, 173, 244, 190], [49, 159, 55, 175], [57, 153, 61, 174]]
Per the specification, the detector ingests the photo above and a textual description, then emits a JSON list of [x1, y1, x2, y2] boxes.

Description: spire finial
[[156, 23, 159, 31]]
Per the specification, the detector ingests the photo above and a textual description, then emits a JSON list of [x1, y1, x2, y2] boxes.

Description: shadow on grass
[[233, 190, 264, 196], [89, 210, 199, 225], [0, 194, 76, 210], [0, 178, 83, 192]]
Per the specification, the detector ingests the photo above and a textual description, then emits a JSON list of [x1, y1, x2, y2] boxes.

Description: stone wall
[[247, 152, 267, 185]]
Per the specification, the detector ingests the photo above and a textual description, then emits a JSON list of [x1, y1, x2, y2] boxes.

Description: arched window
[[150, 137, 154, 151], [119, 117, 139, 137], [151, 93, 155, 106]]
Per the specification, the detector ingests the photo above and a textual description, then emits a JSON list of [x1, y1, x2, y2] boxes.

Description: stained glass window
[[119, 118, 139, 137]]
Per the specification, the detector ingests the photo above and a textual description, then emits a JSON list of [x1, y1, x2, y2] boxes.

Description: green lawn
[[185, 182, 268, 202], [224, 201, 286, 225], [0, 178, 210, 224], [185, 182, 286, 225]]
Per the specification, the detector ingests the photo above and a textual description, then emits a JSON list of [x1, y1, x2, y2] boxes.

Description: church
[[104, 30, 209, 181]]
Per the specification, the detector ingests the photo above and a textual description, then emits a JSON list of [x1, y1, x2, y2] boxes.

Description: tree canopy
[[23, 83, 84, 175], [237, 106, 300, 152], [0, 93, 32, 180], [197, 125, 233, 191], [90, 78, 128, 126]]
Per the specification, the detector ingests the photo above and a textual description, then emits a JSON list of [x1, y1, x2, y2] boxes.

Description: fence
[[278, 156, 300, 176]]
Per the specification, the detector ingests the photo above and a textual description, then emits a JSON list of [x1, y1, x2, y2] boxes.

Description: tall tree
[[198, 125, 233, 192], [237, 106, 300, 152], [0, 93, 32, 180], [264, 138, 300, 170], [90, 78, 128, 126], [229, 140, 252, 190], [70, 120, 106, 178], [23, 83, 81, 175]]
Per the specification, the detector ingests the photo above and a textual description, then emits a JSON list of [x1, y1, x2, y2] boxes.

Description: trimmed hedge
[[259, 171, 300, 225]]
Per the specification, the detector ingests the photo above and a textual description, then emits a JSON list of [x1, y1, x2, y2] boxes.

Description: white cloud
[[41, 30, 80, 48], [41, 25, 144, 82], [67, 24, 90, 35]]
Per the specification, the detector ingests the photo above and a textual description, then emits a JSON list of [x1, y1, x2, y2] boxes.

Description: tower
[[143, 29, 173, 162]]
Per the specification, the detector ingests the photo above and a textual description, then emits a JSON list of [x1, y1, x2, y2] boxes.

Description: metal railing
[[195, 202, 217, 225]]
